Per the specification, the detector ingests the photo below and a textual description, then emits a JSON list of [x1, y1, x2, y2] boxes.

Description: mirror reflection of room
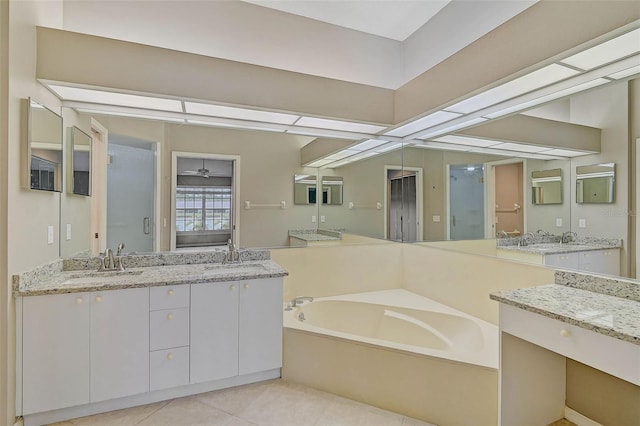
[[28, 98, 63, 192]]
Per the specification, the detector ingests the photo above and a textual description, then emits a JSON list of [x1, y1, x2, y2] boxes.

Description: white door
[[90, 288, 149, 402], [449, 164, 485, 240], [190, 282, 239, 383], [239, 278, 283, 375], [107, 140, 155, 252], [22, 293, 91, 414]]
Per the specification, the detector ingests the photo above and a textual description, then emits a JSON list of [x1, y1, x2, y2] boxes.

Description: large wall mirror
[[70, 126, 92, 196], [576, 163, 615, 204], [27, 98, 63, 192]]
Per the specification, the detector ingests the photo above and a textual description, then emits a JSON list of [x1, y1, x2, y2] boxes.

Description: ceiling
[[240, 0, 451, 41]]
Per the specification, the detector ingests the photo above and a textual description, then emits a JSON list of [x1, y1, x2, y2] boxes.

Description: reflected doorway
[[448, 164, 485, 240], [487, 160, 525, 238], [107, 135, 157, 253], [386, 167, 423, 242]]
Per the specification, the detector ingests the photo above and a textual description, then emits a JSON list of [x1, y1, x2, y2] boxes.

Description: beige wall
[[526, 158, 572, 234], [0, 0, 8, 423]]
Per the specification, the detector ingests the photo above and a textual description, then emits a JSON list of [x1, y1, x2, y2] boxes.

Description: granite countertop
[[288, 229, 342, 242], [14, 250, 288, 297], [490, 284, 640, 345], [496, 241, 622, 255]]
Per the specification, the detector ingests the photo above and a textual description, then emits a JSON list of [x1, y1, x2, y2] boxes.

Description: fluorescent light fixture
[[76, 108, 186, 123], [49, 85, 183, 112], [434, 135, 496, 147], [491, 142, 551, 153], [305, 159, 335, 167], [415, 117, 488, 140], [285, 128, 366, 140], [414, 141, 471, 152], [326, 158, 354, 168], [295, 116, 387, 134], [384, 111, 461, 137], [543, 148, 594, 157], [607, 63, 640, 80], [186, 119, 284, 133], [349, 139, 387, 151], [184, 102, 298, 124], [531, 176, 562, 183], [349, 151, 378, 161], [483, 78, 609, 119], [375, 142, 402, 153], [325, 149, 360, 161], [561, 28, 640, 70], [445, 64, 579, 114]]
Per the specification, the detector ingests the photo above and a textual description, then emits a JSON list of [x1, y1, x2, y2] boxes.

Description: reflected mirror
[[294, 174, 317, 205], [27, 98, 63, 192], [320, 176, 343, 205], [576, 163, 615, 204], [70, 126, 92, 196], [531, 168, 562, 205]]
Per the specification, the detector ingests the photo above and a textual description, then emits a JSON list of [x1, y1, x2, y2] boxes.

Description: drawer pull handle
[[76, 297, 84, 304], [167, 313, 174, 320], [168, 289, 174, 296], [167, 353, 174, 360], [95, 296, 102, 303], [560, 329, 570, 337]]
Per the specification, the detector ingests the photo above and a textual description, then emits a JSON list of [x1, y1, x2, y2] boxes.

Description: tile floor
[[50, 379, 436, 426]]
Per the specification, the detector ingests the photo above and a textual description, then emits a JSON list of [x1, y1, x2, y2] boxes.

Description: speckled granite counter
[[491, 282, 640, 345], [13, 250, 288, 297], [288, 229, 342, 242], [496, 238, 622, 255]]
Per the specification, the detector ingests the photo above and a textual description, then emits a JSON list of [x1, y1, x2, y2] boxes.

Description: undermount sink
[[203, 263, 267, 273], [63, 270, 144, 284]]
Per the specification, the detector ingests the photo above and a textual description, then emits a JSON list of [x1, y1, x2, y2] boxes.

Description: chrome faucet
[[224, 239, 241, 264], [561, 231, 577, 244], [98, 242, 127, 271], [519, 232, 535, 247], [284, 296, 314, 311]]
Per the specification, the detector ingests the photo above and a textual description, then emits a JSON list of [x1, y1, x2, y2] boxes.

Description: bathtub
[[282, 289, 499, 425], [283, 289, 498, 369]]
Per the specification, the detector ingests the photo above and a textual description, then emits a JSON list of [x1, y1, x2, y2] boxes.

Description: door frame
[[383, 165, 423, 241], [90, 118, 108, 255], [445, 163, 488, 240], [485, 158, 527, 238], [170, 152, 241, 251]]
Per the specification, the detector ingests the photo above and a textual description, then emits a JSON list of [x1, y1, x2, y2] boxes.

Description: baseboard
[[564, 406, 603, 426]]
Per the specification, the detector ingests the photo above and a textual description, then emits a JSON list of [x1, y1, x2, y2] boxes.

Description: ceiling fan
[[182, 159, 222, 178]]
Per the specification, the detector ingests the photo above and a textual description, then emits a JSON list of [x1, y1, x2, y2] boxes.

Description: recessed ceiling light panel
[[491, 142, 551, 153], [49, 85, 183, 112], [325, 149, 360, 161], [186, 119, 284, 132], [76, 108, 186, 123], [384, 111, 461, 137], [434, 135, 497, 147], [561, 28, 640, 70], [295, 116, 387, 134], [349, 139, 387, 151], [185, 102, 299, 124]]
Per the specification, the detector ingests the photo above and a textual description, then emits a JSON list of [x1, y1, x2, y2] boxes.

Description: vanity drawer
[[150, 308, 190, 351], [500, 304, 640, 385], [150, 347, 189, 391], [150, 285, 190, 310]]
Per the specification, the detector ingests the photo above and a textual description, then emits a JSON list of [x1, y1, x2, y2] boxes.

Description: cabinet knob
[[167, 353, 174, 360], [230, 284, 236, 290], [76, 297, 83, 304], [560, 329, 570, 337], [95, 296, 102, 303], [167, 313, 174, 320], [168, 289, 174, 296], [244, 283, 250, 289]]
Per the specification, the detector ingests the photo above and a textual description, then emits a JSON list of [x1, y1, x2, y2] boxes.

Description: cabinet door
[[22, 293, 90, 414], [584, 249, 620, 275], [90, 287, 149, 402], [239, 278, 283, 375], [543, 252, 579, 270], [190, 282, 239, 383]]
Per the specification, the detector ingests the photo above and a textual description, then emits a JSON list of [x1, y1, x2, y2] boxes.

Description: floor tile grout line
[[132, 399, 172, 425]]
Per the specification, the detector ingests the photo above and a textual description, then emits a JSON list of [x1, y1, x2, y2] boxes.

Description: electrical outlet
[[320, 215, 326, 223], [555, 218, 563, 227], [66, 224, 72, 240], [47, 225, 54, 245], [579, 218, 586, 228], [311, 215, 317, 223], [433, 215, 441, 223]]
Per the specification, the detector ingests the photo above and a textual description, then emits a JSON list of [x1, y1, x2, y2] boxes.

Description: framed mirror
[[576, 163, 615, 204], [70, 126, 92, 196], [531, 168, 562, 205], [294, 174, 317, 204], [320, 176, 343, 205], [27, 98, 63, 192]]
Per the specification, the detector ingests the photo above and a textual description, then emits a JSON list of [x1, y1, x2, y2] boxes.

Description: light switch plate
[[47, 225, 54, 244], [320, 215, 326, 223], [579, 218, 586, 228], [555, 218, 563, 227], [66, 223, 72, 240], [311, 215, 317, 223], [433, 215, 441, 223]]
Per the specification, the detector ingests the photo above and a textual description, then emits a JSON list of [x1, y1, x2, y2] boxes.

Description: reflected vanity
[[27, 98, 63, 192]]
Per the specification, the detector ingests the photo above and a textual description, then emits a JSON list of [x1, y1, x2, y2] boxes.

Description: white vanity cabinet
[[90, 288, 149, 402], [190, 277, 283, 383], [543, 248, 620, 275], [22, 292, 91, 415], [21, 287, 149, 414]]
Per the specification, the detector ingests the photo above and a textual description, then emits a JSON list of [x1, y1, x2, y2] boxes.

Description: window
[[176, 186, 232, 232]]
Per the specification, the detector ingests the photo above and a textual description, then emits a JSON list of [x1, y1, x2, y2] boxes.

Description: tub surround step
[[13, 249, 287, 297], [490, 284, 640, 345]]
